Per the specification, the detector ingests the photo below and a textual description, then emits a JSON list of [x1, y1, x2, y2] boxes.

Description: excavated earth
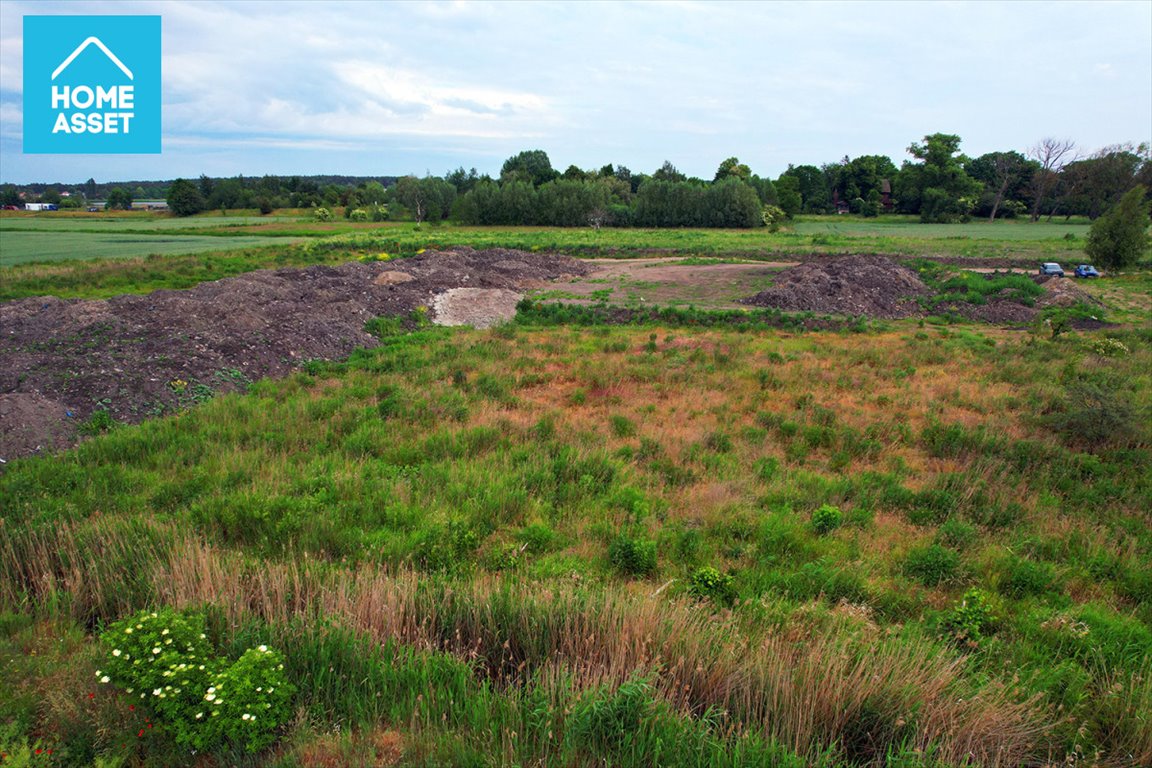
[[739, 255, 931, 318], [740, 254, 1102, 323], [0, 248, 589, 461]]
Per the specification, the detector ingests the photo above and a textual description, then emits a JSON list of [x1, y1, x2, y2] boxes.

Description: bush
[[903, 544, 960, 587], [810, 504, 843, 535], [312, 207, 332, 222], [1084, 185, 1150, 269], [609, 533, 657, 576], [99, 608, 294, 754], [687, 566, 737, 607], [1000, 557, 1055, 598], [348, 208, 369, 222], [935, 518, 977, 550], [942, 589, 997, 646], [1044, 380, 1142, 449]]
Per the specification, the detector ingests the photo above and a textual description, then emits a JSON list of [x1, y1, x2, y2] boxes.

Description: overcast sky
[[1, 0, 1149, 185]]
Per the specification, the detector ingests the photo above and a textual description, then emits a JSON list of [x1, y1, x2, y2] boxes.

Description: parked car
[[1038, 262, 1065, 277], [1074, 265, 1100, 279]]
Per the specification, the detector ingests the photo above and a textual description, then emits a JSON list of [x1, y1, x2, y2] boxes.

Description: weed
[[904, 545, 961, 587], [811, 504, 843, 535]]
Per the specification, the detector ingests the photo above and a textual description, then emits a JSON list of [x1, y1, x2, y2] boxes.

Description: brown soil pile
[[0, 248, 588, 461], [740, 255, 931, 318]]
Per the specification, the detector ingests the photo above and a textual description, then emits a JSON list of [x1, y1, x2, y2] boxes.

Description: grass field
[[0, 232, 304, 266], [1, 211, 1100, 272], [1, 212, 1150, 766], [2, 313, 1150, 766]]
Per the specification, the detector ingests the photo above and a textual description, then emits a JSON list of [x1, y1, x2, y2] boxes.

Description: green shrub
[[348, 208, 369, 222], [415, 520, 480, 572], [609, 533, 657, 577], [77, 408, 116, 436], [99, 608, 294, 754], [687, 566, 737, 607], [1084, 185, 1150, 269], [1044, 381, 1142, 449], [903, 545, 960, 587], [942, 588, 997, 646], [312, 207, 332, 222], [1000, 557, 1055, 598], [935, 519, 977, 550], [810, 504, 843, 535], [609, 414, 637, 438]]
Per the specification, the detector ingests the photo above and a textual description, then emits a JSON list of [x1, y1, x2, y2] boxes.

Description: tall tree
[[714, 157, 751, 182], [651, 160, 686, 183], [897, 133, 982, 222], [500, 150, 558, 187], [1084, 186, 1150, 268], [1028, 138, 1076, 221], [167, 178, 206, 217], [967, 151, 1037, 221]]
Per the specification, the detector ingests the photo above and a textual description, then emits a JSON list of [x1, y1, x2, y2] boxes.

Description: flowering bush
[[99, 608, 294, 754], [313, 207, 332, 222]]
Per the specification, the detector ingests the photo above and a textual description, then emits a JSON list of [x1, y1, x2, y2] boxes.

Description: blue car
[[1074, 265, 1100, 279]]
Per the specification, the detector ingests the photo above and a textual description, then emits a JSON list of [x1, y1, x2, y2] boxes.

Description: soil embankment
[[0, 248, 589, 460]]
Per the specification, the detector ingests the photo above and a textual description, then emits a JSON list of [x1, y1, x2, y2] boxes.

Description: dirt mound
[[1034, 276, 1103, 308], [740, 255, 930, 318], [0, 248, 589, 461]]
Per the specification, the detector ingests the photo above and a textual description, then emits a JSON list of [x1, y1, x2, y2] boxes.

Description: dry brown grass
[[2, 519, 1053, 766]]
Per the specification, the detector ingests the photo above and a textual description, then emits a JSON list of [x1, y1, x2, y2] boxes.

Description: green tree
[[714, 157, 751, 182], [167, 178, 206, 217], [105, 186, 133, 210], [967, 151, 1038, 221], [651, 160, 686, 183], [500, 149, 558, 187], [897, 133, 982, 222], [1084, 186, 1150, 269]]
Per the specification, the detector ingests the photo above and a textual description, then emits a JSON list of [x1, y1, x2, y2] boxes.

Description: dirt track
[[0, 248, 588, 461]]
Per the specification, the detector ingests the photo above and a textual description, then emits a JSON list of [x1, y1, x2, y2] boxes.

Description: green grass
[[0, 231, 305, 266], [2, 316, 1149, 765]]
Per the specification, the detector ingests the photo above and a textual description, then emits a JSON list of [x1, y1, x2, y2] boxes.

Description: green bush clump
[[810, 504, 843, 535], [609, 414, 636, 438], [942, 589, 997, 646], [99, 607, 293, 754], [935, 518, 978, 550], [609, 533, 657, 577], [415, 520, 480, 572], [903, 545, 960, 587], [1000, 557, 1055, 598], [687, 566, 737, 607]]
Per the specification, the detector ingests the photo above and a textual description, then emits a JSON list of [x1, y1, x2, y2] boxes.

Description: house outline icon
[[51, 36, 133, 81]]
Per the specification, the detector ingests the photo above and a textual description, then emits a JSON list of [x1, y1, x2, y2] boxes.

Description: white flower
[[241, 713, 250, 720], [195, 712, 203, 719], [95, 670, 102, 677], [205, 693, 216, 702], [208, 687, 216, 693], [152, 647, 161, 655], [124, 627, 133, 634], [200, 633, 206, 639], [153, 688, 162, 696], [161, 629, 169, 635], [100, 675, 110, 683], [112, 649, 121, 657], [258, 645, 268, 653]]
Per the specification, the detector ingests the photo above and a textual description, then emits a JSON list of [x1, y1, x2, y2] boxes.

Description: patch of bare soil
[[432, 288, 524, 329], [740, 255, 931, 318], [0, 248, 589, 461]]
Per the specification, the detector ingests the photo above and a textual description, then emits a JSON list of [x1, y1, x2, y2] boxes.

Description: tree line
[[3, 134, 1148, 228]]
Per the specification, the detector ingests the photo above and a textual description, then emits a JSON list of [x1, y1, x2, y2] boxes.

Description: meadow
[[1, 213, 1149, 767], [1, 210, 1093, 270]]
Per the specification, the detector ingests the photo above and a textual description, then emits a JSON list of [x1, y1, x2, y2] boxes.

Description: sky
[[1, 0, 1150, 185]]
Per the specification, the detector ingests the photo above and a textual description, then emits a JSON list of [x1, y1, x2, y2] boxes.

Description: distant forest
[[4, 134, 1149, 227]]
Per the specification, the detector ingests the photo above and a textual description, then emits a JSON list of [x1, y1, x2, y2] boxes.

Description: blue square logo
[[23, 15, 161, 154]]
